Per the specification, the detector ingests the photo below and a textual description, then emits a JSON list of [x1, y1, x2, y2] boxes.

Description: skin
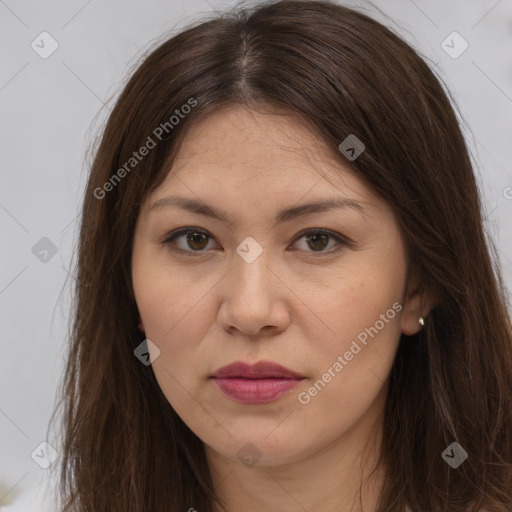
[[131, 104, 430, 512]]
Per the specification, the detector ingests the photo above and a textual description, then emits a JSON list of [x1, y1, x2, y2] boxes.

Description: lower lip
[[212, 377, 303, 403]]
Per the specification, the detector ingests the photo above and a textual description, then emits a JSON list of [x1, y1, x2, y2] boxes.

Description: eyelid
[[160, 226, 353, 257]]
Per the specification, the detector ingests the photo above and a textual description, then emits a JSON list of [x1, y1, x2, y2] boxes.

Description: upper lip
[[211, 361, 304, 379]]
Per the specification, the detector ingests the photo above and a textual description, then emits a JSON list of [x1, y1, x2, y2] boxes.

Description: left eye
[[161, 227, 350, 257]]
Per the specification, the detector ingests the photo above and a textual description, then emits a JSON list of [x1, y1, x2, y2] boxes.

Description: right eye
[[161, 227, 218, 257]]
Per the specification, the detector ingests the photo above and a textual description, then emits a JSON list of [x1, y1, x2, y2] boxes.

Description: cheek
[[317, 261, 404, 336], [303, 253, 405, 385], [296, 295, 402, 438], [132, 267, 211, 408], [134, 272, 204, 344], [132, 252, 223, 373], [314, 295, 402, 381]]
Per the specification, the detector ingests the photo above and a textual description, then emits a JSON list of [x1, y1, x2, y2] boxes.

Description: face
[[131, 104, 424, 469]]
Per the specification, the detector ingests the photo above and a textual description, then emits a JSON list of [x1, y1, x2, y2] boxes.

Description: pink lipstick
[[210, 361, 304, 404]]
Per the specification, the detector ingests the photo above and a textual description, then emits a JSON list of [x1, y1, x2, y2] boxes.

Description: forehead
[[156, 105, 371, 200], [175, 104, 328, 157]]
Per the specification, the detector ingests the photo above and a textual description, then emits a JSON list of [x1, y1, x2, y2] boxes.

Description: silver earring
[[419, 316, 425, 326]]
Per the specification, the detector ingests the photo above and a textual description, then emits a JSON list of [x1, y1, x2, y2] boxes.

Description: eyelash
[[160, 227, 352, 258]]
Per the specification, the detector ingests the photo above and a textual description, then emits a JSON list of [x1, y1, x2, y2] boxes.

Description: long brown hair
[[47, 1, 512, 510]]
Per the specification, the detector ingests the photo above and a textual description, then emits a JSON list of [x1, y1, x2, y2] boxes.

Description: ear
[[400, 273, 436, 336]]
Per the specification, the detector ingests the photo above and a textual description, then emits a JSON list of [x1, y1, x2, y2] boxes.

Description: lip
[[210, 361, 305, 404], [211, 361, 304, 379]]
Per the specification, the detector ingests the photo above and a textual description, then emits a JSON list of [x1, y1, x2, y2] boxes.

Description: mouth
[[210, 360, 304, 379], [210, 360, 305, 404]]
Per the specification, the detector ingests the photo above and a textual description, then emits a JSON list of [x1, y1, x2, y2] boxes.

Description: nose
[[217, 249, 290, 338]]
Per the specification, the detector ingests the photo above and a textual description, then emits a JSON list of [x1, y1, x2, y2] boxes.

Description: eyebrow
[[148, 195, 366, 224]]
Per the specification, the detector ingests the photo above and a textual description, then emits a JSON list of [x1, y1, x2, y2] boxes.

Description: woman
[[48, 1, 512, 510]]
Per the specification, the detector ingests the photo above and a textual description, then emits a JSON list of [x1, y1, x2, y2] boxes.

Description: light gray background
[[1, 0, 511, 510]]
